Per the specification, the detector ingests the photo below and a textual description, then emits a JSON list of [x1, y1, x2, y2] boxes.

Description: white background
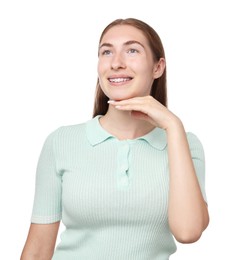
[[1, 0, 233, 259]]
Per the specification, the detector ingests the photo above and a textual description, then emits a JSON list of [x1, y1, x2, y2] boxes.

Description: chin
[[108, 93, 136, 101]]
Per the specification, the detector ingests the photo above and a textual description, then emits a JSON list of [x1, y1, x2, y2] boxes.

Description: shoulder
[[45, 119, 90, 145], [186, 132, 203, 148], [56, 122, 87, 136], [186, 132, 205, 160]]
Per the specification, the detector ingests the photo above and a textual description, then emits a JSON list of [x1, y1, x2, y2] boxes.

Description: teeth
[[109, 78, 130, 83]]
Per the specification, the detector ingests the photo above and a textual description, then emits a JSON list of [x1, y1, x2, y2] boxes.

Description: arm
[[108, 96, 209, 243], [166, 118, 209, 243], [20, 222, 60, 260]]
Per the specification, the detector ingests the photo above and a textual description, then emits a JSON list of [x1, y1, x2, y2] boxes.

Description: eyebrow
[[99, 40, 145, 50]]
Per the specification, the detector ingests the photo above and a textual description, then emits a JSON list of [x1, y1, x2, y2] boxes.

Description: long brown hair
[[93, 18, 167, 117]]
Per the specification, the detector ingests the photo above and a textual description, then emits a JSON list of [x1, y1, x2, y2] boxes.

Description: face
[[98, 25, 160, 101]]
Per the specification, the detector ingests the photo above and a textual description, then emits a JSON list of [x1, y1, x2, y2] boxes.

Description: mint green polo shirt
[[31, 115, 207, 260]]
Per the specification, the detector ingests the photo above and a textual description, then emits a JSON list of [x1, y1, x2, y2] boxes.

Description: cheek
[[131, 58, 152, 73], [142, 64, 156, 80], [97, 61, 106, 89], [97, 58, 109, 76], [97, 60, 102, 76]]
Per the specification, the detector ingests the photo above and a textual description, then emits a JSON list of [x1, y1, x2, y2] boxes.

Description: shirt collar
[[86, 115, 167, 150]]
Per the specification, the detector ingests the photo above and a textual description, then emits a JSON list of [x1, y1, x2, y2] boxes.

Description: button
[[120, 164, 128, 172]]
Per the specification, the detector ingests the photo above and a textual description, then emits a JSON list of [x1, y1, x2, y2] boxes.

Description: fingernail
[[107, 100, 115, 103]]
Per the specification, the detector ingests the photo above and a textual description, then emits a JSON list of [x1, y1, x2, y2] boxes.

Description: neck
[[99, 105, 155, 140]]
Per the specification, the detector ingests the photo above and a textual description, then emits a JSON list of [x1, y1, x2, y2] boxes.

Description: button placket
[[117, 141, 130, 188]]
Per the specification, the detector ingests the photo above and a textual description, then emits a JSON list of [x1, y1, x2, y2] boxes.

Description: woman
[[21, 18, 209, 259]]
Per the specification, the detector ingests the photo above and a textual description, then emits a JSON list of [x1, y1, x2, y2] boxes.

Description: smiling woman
[[94, 18, 167, 117], [20, 18, 209, 260], [98, 25, 164, 103]]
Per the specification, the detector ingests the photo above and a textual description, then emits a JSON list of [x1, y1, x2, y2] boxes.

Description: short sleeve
[[31, 129, 62, 224], [187, 132, 207, 203]]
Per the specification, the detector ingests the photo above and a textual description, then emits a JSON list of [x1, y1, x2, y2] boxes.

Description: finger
[[108, 98, 147, 110], [114, 103, 147, 114], [107, 97, 144, 105]]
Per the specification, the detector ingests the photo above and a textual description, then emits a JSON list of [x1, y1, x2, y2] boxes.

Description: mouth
[[108, 77, 132, 84]]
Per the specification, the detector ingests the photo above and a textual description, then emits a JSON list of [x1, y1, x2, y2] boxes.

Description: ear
[[153, 58, 166, 79]]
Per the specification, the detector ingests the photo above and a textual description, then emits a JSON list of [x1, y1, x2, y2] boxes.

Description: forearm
[[20, 223, 60, 260], [20, 252, 53, 260], [20, 244, 54, 260], [167, 118, 209, 243]]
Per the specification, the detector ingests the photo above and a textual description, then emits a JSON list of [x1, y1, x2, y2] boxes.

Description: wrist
[[165, 115, 184, 132]]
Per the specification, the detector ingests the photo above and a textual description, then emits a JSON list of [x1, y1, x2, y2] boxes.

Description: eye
[[101, 49, 112, 56], [127, 48, 139, 54]]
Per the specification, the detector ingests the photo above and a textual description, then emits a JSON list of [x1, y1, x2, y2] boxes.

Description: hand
[[108, 96, 180, 130]]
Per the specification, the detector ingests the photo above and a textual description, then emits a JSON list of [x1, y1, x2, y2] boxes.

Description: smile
[[108, 77, 132, 83]]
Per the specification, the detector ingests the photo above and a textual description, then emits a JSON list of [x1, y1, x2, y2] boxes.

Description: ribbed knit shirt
[[31, 115, 207, 260]]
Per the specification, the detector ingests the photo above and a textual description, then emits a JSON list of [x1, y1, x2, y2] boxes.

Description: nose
[[111, 52, 126, 70]]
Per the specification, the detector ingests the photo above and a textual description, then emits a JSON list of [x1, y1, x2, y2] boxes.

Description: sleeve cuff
[[31, 212, 62, 224]]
